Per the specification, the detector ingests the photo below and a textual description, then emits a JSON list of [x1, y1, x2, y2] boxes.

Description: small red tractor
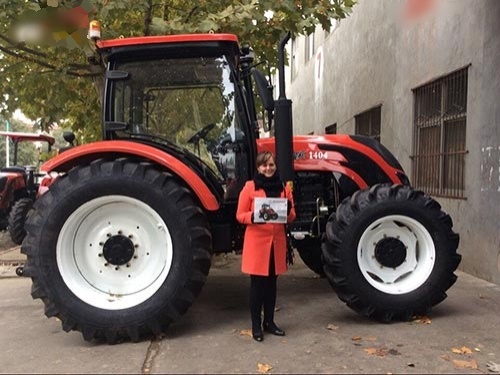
[[21, 29, 461, 343], [259, 203, 279, 221], [0, 131, 55, 244]]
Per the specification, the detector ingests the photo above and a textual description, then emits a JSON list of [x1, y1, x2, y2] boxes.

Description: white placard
[[253, 197, 287, 224]]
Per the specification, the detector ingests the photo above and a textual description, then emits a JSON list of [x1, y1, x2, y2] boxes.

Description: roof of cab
[[96, 34, 239, 49], [0, 131, 55, 145]]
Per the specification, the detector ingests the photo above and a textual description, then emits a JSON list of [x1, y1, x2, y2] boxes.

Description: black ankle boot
[[252, 327, 264, 342], [263, 322, 285, 336]]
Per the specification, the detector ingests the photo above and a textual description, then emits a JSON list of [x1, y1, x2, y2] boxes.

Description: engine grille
[[290, 172, 339, 234]]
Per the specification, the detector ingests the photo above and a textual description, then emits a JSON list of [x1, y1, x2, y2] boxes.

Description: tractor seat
[[1, 166, 27, 175]]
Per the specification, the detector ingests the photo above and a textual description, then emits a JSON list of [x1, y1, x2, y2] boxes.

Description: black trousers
[[249, 249, 277, 330]]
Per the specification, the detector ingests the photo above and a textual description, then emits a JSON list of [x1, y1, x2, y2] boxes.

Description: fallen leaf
[[452, 359, 478, 369], [363, 347, 399, 357], [407, 363, 415, 367], [441, 354, 450, 362], [451, 346, 473, 355], [411, 315, 432, 324], [240, 329, 252, 337], [327, 324, 339, 331], [257, 363, 273, 373], [352, 336, 362, 341], [474, 347, 481, 352], [377, 348, 388, 357]]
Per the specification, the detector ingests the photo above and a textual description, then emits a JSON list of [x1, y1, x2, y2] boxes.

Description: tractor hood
[[257, 134, 409, 188]]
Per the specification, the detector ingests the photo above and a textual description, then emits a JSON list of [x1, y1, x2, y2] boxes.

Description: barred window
[[355, 106, 381, 142], [411, 67, 468, 199], [325, 123, 337, 134]]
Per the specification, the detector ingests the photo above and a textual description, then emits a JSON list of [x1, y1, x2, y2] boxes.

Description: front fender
[[41, 141, 219, 211]]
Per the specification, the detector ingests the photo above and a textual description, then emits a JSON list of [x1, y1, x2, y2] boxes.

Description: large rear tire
[[21, 158, 212, 343], [322, 184, 461, 322], [8, 198, 34, 245]]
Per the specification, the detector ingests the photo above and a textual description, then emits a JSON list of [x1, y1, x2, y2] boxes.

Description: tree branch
[[0, 45, 57, 71], [143, 0, 153, 36], [185, 6, 199, 23], [0, 33, 49, 58], [0, 45, 100, 77]]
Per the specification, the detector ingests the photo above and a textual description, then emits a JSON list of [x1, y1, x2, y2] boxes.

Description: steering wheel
[[187, 123, 216, 144]]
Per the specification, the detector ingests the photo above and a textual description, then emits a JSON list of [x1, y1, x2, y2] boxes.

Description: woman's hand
[[251, 213, 265, 224]]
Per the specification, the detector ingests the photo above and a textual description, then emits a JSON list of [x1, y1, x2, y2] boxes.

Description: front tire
[[8, 198, 34, 245], [21, 159, 212, 343], [322, 184, 461, 322], [292, 236, 325, 276]]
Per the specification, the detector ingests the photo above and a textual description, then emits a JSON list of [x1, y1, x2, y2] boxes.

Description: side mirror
[[252, 69, 274, 111], [63, 131, 76, 146]]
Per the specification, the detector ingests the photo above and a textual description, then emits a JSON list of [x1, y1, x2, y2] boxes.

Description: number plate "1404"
[[309, 151, 328, 160]]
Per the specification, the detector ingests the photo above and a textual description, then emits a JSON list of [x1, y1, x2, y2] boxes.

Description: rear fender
[[40, 141, 220, 211]]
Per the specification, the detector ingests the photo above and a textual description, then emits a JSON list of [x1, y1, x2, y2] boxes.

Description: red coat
[[236, 181, 296, 276]]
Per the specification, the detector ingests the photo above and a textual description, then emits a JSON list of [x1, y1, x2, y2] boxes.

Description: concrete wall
[[287, 0, 500, 284]]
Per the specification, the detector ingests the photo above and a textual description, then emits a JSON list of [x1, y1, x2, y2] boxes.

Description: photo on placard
[[253, 197, 287, 224]]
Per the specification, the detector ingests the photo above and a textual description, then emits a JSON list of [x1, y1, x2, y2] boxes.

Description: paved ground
[[1, 248, 500, 374]]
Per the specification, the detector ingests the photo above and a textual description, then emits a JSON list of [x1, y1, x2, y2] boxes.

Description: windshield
[[110, 56, 244, 181]]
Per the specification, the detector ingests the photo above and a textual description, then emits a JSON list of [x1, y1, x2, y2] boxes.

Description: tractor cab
[[0, 131, 55, 170], [96, 35, 260, 204]]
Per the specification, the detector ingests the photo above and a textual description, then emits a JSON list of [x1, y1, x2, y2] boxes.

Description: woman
[[236, 151, 296, 342]]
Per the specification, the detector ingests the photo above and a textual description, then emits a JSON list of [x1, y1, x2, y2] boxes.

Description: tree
[[0, 0, 357, 141]]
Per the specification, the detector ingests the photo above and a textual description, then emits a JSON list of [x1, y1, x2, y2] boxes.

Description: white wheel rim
[[357, 215, 435, 295], [57, 195, 173, 310]]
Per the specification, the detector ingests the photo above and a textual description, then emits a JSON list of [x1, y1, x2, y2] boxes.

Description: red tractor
[[21, 30, 461, 343], [258, 203, 279, 221], [0, 131, 55, 244]]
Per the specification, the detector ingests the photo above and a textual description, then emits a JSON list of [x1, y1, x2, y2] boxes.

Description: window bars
[[355, 105, 381, 142], [411, 67, 469, 199]]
